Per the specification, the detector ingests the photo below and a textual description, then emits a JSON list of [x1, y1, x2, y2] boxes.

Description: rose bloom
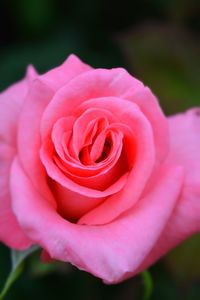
[[0, 55, 200, 283]]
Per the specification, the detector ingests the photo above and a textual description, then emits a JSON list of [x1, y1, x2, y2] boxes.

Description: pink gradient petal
[[18, 79, 56, 207], [77, 98, 155, 225], [51, 116, 75, 162], [52, 120, 124, 177], [11, 157, 183, 283], [123, 87, 169, 162], [51, 182, 105, 220], [55, 130, 124, 184], [0, 65, 37, 145], [134, 108, 200, 274], [18, 55, 93, 205], [0, 66, 37, 248], [72, 108, 116, 157], [40, 138, 128, 198], [40, 96, 155, 224], [0, 145, 32, 249], [39, 54, 92, 92], [40, 68, 143, 141]]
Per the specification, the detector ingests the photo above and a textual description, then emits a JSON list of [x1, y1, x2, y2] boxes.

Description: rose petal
[[39, 54, 92, 92], [18, 55, 93, 206], [40, 138, 128, 198], [123, 87, 169, 162], [0, 66, 36, 248], [40, 68, 143, 141], [18, 79, 56, 207], [136, 108, 200, 272], [40, 96, 154, 224], [77, 97, 155, 224], [51, 182, 105, 220], [11, 157, 183, 283], [72, 108, 116, 157]]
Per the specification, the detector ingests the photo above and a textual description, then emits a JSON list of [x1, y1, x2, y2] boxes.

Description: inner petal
[[95, 138, 111, 163], [53, 129, 124, 179], [72, 108, 117, 157], [51, 116, 75, 164], [40, 137, 129, 198]]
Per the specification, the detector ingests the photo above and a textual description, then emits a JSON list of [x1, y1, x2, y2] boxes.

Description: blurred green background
[[0, 0, 200, 299]]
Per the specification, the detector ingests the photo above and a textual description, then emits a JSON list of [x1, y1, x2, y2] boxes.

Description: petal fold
[[11, 157, 183, 283]]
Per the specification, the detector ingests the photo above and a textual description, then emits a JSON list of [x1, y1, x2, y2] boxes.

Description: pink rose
[[0, 54, 200, 283]]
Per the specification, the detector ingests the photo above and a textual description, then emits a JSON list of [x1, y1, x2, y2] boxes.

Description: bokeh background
[[0, 0, 200, 299]]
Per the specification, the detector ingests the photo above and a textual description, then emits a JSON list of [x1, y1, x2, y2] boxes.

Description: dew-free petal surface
[[136, 109, 200, 273], [11, 157, 183, 283], [0, 67, 36, 248]]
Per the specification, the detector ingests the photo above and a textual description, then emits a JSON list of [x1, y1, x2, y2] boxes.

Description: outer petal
[[136, 108, 200, 273], [40, 68, 144, 141], [41, 66, 168, 161], [0, 66, 37, 249], [11, 157, 183, 283], [124, 87, 169, 162], [17, 55, 92, 207], [39, 54, 92, 92]]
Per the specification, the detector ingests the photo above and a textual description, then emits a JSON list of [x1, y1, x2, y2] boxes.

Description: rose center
[[78, 135, 112, 165], [95, 139, 111, 163]]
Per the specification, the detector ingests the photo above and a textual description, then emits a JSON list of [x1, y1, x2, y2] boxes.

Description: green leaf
[[141, 270, 153, 300], [0, 245, 39, 300]]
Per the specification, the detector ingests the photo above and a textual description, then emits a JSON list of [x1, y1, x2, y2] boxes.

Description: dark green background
[[0, 0, 200, 299]]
